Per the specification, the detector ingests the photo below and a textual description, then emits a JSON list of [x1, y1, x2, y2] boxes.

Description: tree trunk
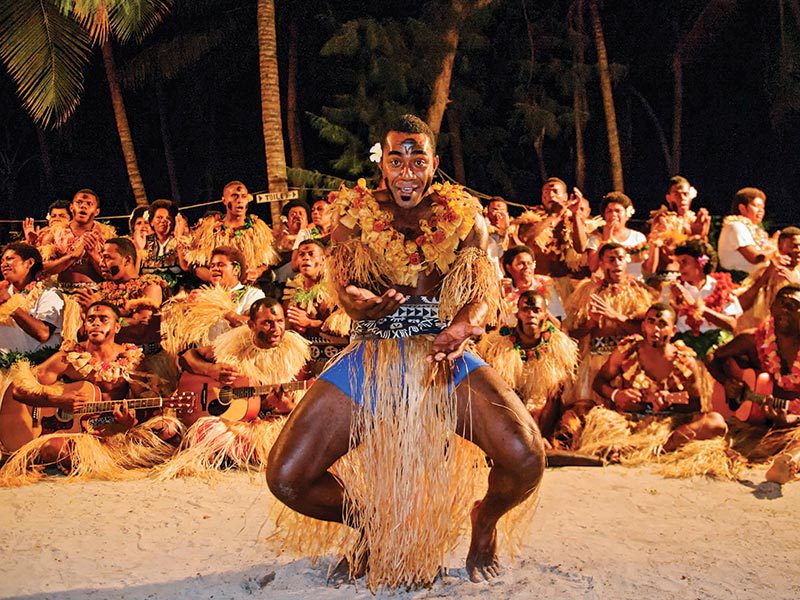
[[257, 0, 289, 226], [571, 0, 587, 190], [671, 53, 682, 174], [426, 0, 463, 136], [629, 86, 671, 177], [533, 127, 548, 184], [35, 126, 55, 201], [286, 14, 305, 169], [589, 0, 624, 191], [446, 106, 466, 183], [101, 41, 148, 207], [156, 81, 181, 204]]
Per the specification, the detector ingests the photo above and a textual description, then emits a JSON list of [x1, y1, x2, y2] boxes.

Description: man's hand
[[287, 305, 315, 331], [695, 207, 711, 234], [128, 307, 155, 326], [262, 387, 296, 414], [174, 213, 189, 238], [763, 401, 797, 427], [723, 379, 744, 404], [22, 217, 39, 245], [59, 388, 91, 413], [69, 236, 87, 260], [669, 282, 696, 309], [567, 187, 585, 213], [112, 400, 138, 429], [588, 294, 626, 324], [613, 388, 643, 412], [343, 286, 406, 321], [74, 288, 102, 310], [426, 321, 484, 362], [208, 362, 241, 386]]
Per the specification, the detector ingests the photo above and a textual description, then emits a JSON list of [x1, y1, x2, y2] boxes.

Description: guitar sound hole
[[207, 400, 226, 417]]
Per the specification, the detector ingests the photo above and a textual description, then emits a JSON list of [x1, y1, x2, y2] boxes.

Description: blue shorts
[[318, 341, 487, 407]]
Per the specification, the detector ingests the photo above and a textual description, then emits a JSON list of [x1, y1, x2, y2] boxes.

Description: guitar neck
[[744, 389, 787, 411], [231, 381, 308, 398], [76, 397, 163, 415]]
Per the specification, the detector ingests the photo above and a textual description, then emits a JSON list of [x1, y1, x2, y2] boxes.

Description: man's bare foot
[[326, 552, 368, 585], [466, 500, 501, 583], [765, 454, 798, 485]]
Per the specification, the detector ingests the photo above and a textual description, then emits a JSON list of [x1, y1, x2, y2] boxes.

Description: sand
[[1, 465, 798, 600]]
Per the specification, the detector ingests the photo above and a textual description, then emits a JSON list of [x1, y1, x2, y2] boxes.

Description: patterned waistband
[[590, 335, 625, 355], [352, 296, 446, 340]]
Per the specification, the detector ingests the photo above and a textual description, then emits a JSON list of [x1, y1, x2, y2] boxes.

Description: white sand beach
[[1, 466, 797, 600]]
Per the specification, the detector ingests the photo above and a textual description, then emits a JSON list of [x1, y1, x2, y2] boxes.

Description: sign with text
[[254, 190, 299, 204]]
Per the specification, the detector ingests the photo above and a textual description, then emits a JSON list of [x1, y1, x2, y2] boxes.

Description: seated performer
[[283, 239, 350, 346], [564, 243, 655, 403], [586, 192, 647, 279], [1, 302, 181, 481], [128, 206, 153, 253], [737, 227, 800, 330], [500, 245, 565, 323], [74, 237, 166, 347], [184, 181, 278, 284], [665, 239, 741, 359], [0, 243, 66, 362], [708, 285, 800, 484], [591, 303, 727, 453], [645, 176, 710, 284], [267, 115, 544, 588], [477, 290, 578, 444], [22, 200, 71, 248], [295, 197, 334, 247], [515, 177, 589, 301], [717, 187, 774, 281], [40, 189, 116, 285], [160, 246, 266, 355], [181, 298, 313, 419], [140, 199, 189, 294]]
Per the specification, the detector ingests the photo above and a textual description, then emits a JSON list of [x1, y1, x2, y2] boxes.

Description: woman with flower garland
[[267, 115, 544, 589], [500, 245, 565, 324], [0, 243, 66, 364], [140, 199, 190, 295], [708, 285, 800, 484], [717, 187, 775, 281], [586, 192, 648, 279], [664, 239, 742, 359]]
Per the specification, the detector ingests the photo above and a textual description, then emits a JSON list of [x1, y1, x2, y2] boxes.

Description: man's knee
[[266, 449, 306, 506], [701, 411, 728, 437], [502, 431, 546, 486]]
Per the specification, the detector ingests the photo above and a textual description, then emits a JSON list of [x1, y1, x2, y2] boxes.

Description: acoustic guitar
[[0, 381, 195, 453], [711, 363, 800, 424], [622, 390, 691, 415], [176, 372, 311, 425]]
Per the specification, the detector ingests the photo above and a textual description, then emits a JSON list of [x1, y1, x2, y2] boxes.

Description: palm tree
[[0, 0, 173, 206], [257, 0, 289, 226], [588, 0, 623, 191]]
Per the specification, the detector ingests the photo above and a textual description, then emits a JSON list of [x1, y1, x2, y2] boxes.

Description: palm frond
[[108, 0, 173, 43], [0, 0, 92, 127]]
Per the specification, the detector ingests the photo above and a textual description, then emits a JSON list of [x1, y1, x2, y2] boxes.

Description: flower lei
[[722, 215, 770, 251], [0, 280, 47, 325], [65, 343, 144, 384], [219, 214, 255, 238], [500, 321, 556, 362], [97, 275, 166, 317], [677, 272, 736, 335], [755, 317, 800, 392], [333, 179, 480, 287]]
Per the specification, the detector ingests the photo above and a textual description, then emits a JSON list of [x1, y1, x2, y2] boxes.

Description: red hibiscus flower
[[432, 230, 446, 244], [408, 253, 422, 265], [373, 220, 385, 232]]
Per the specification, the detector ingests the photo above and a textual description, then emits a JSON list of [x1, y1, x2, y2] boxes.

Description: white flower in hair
[[369, 142, 382, 163], [689, 186, 698, 201], [625, 206, 635, 219]]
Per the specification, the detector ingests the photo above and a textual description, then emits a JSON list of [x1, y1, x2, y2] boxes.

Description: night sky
[[0, 0, 797, 235]]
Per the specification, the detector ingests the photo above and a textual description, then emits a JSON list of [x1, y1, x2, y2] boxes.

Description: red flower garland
[[678, 272, 737, 335], [755, 317, 800, 392]]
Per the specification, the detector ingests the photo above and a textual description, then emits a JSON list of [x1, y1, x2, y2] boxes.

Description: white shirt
[[586, 229, 648, 279], [718, 221, 766, 274], [207, 284, 266, 341], [661, 276, 742, 334], [0, 286, 64, 354]]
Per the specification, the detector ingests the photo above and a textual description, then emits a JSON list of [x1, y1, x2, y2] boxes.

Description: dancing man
[[267, 115, 544, 588]]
